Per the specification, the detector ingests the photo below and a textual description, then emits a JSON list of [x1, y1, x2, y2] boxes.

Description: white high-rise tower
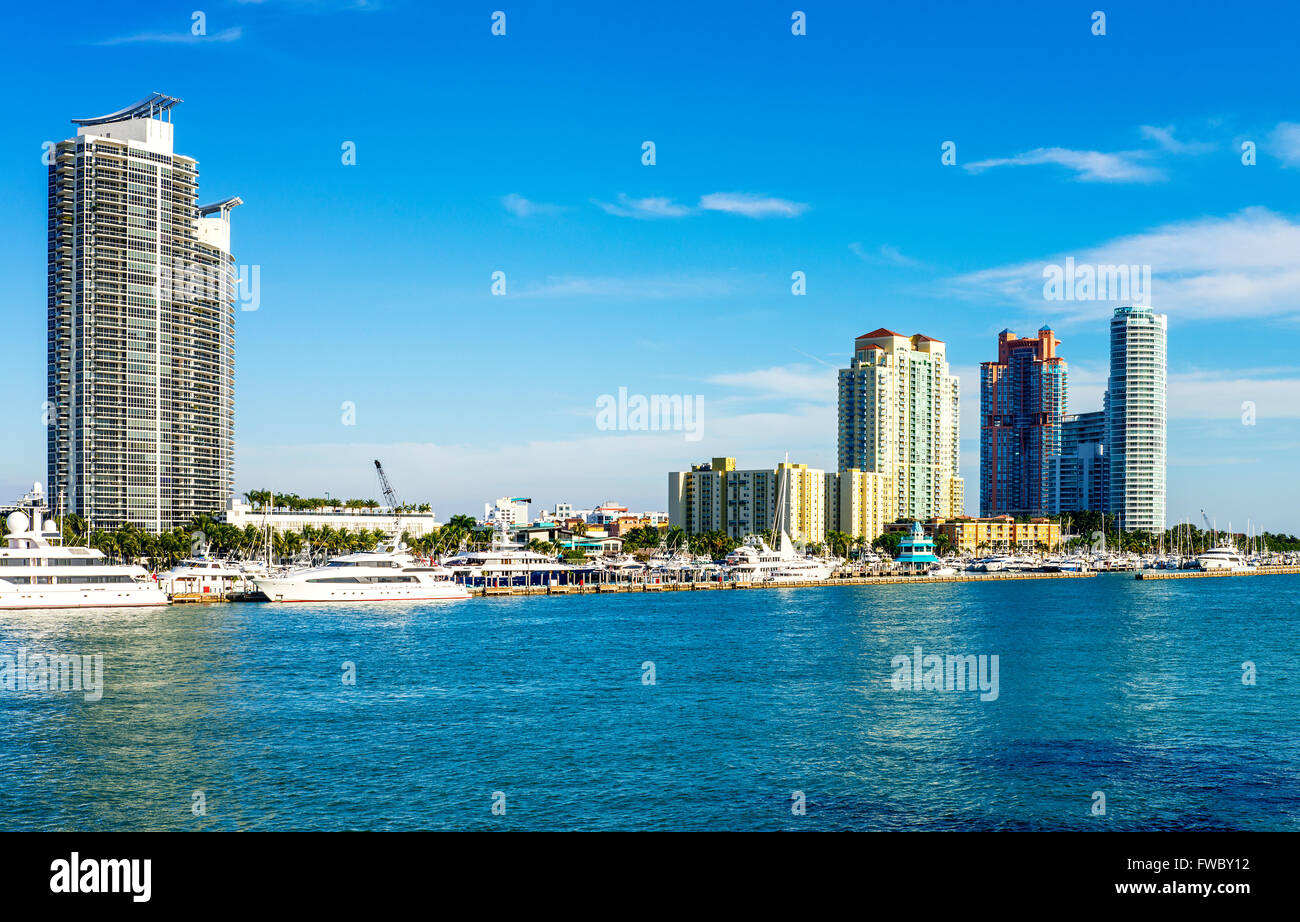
[[47, 94, 240, 531], [1106, 305, 1167, 533]]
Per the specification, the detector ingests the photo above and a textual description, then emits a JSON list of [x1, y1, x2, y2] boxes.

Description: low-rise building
[[224, 498, 441, 538], [485, 497, 531, 527], [934, 516, 1061, 553]]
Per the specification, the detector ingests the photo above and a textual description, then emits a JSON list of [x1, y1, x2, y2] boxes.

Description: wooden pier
[[169, 590, 267, 603]]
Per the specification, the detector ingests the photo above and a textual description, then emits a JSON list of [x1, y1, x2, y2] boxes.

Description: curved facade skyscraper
[[47, 95, 240, 530]]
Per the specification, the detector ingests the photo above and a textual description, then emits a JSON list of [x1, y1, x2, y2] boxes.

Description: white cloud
[[1267, 122, 1300, 167], [95, 27, 243, 45], [501, 193, 563, 218], [1169, 371, 1300, 420], [593, 194, 692, 218], [1138, 124, 1215, 155], [698, 192, 808, 218], [964, 146, 1162, 183], [707, 364, 836, 403], [942, 207, 1300, 321], [593, 192, 808, 219]]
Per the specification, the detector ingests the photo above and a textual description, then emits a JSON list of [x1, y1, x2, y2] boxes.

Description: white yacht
[[594, 554, 645, 574], [157, 557, 251, 598], [723, 458, 838, 583], [436, 532, 578, 588], [0, 511, 167, 610], [1041, 555, 1088, 573], [1195, 545, 1254, 572], [252, 549, 471, 602], [725, 533, 836, 582], [970, 554, 1014, 573]]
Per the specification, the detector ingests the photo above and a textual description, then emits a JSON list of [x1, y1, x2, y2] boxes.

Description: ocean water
[[2, 573, 1297, 831]]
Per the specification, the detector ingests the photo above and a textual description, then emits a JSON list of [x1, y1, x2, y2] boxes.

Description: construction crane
[[1200, 508, 1216, 546], [374, 459, 403, 547]]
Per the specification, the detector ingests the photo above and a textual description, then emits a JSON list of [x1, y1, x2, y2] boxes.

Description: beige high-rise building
[[668, 457, 733, 534], [837, 329, 964, 523], [775, 462, 828, 545], [830, 469, 891, 541], [669, 458, 831, 545]]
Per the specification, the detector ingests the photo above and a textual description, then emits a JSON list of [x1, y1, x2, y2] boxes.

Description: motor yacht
[[724, 533, 835, 582], [252, 548, 471, 602], [0, 511, 167, 610], [438, 532, 577, 588], [157, 557, 252, 597], [1195, 545, 1254, 572]]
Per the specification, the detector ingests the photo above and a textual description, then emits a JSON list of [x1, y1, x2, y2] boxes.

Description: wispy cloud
[[594, 191, 809, 220], [94, 26, 243, 45], [1168, 370, 1300, 420], [593, 194, 692, 219], [1138, 124, 1216, 155], [501, 193, 564, 218], [849, 241, 925, 267], [1267, 122, 1300, 167], [698, 192, 808, 218], [707, 364, 836, 403], [964, 146, 1161, 183], [942, 207, 1300, 321]]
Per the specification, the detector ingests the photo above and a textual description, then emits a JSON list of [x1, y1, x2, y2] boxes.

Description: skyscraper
[[1106, 305, 1167, 533], [47, 95, 240, 531], [979, 327, 1067, 517], [1048, 410, 1108, 515], [837, 329, 963, 522]]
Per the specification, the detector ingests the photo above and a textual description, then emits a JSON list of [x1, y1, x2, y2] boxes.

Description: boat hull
[[0, 586, 169, 610], [253, 579, 470, 603]]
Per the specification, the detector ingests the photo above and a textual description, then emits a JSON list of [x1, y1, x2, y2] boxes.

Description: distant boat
[[1195, 545, 1254, 572]]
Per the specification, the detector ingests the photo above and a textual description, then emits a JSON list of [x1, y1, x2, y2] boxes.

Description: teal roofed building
[[895, 522, 938, 571]]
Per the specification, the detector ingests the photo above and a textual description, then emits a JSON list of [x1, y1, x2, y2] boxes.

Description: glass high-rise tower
[[47, 94, 240, 531], [978, 327, 1068, 517], [1106, 305, 1167, 533]]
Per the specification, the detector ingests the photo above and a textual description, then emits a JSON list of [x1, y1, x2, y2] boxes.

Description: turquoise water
[[2, 574, 1297, 830]]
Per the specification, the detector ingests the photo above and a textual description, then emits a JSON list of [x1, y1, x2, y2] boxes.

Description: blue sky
[[2, 1, 1298, 529]]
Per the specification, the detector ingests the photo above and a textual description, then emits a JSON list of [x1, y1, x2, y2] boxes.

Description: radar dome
[[43, 519, 58, 534], [6, 511, 28, 534]]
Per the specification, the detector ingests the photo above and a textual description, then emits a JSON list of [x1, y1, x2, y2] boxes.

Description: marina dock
[[469, 569, 1098, 597], [1135, 565, 1300, 580]]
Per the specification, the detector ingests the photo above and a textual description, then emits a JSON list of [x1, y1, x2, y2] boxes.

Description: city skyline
[[1, 3, 1298, 528]]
